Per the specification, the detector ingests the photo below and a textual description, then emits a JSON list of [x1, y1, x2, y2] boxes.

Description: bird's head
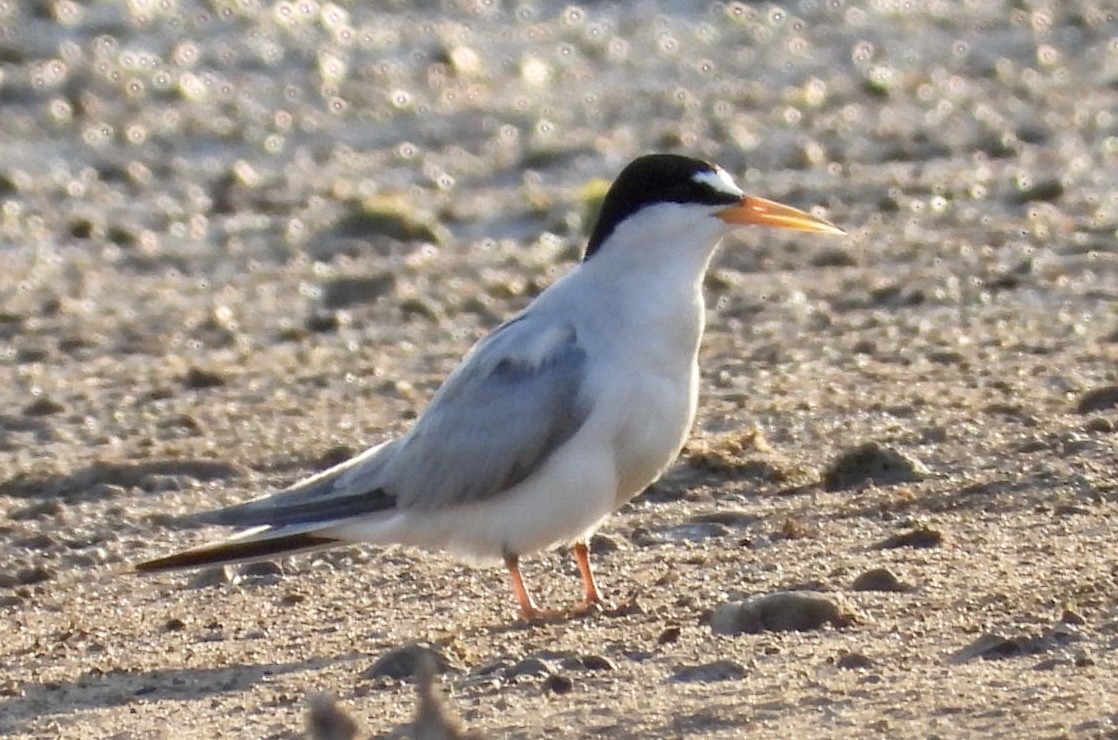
[[583, 154, 844, 262]]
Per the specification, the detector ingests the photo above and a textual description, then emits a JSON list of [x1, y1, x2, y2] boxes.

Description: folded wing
[[189, 311, 591, 529]]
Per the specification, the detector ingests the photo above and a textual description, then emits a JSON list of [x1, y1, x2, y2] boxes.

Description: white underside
[[329, 353, 698, 563]]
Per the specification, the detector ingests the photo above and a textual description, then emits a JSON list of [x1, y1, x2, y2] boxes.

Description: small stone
[[1060, 607, 1086, 626], [164, 617, 187, 631], [876, 526, 945, 550], [1075, 385, 1118, 414], [1074, 651, 1095, 668], [851, 567, 912, 592], [951, 633, 1023, 663], [183, 366, 226, 389], [321, 273, 398, 308], [398, 297, 442, 322], [1009, 178, 1063, 204], [588, 532, 622, 553], [542, 674, 574, 694], [1032, 657, 1067, 671], [657, 625, 682, 644], [80, 483, 128, 501], [15, 566, 54, 586], [16, 534, 56, 551], [836, 652, 875, 670], [580, 654, 616, 671], [823, 442, 929, 491], [688, 509, 759, 528], [334, 195, 450, 244], [22, 397, 65, 416], [775, 517, 814, 540], [628, 527, 660, 548], [305, 309, 344, 333], [670, 659, 747, 683], [710, 591, 856, 635], [364, 644, 449, 681], [281, 592, 306, 606], [1083, 416, 1115, 433]]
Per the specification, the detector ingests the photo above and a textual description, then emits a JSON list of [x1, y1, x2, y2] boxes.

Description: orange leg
[[573, 541, 604, 610], [505, 553, 540, 621]]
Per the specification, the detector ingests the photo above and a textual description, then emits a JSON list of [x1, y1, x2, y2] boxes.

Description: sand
[[2, 0, 1117, 737]]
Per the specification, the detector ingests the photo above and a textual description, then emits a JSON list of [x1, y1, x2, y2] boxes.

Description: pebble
[[322, 273, 398, 308], [182, 366, 226, 389], [710, 591, 856, 635], [822, 442, 929, 491], [657, 625, 682, 645], [836, 652, 876, 670], [851, 567, 912, 592], [588, 532, 622, 553], [670, 659, 747, 683], [22, 396, 65, 416], [951, 633, 1026, 663], [364, 644, 450, 681], [580, 654, 616, 671], [1075, 385, 1118, 414], [688, 509, 760, 528], [542, 674, 574, 694], [876, 526, 945, 550]]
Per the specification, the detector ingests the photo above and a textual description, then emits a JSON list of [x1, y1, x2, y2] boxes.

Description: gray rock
[[364, 644, 450, 681], [823, 442, 929, 491], [876, 526, 945, 549], [670, 659, 747, 683], [851, 567, 912, 592], [710, 591, 856, 635]]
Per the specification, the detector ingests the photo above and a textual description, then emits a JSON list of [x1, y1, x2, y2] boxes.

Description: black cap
[[584, 154, 743, 260]]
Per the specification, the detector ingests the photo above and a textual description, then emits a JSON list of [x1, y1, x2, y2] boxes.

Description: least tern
[[137, 154, 844, 621]]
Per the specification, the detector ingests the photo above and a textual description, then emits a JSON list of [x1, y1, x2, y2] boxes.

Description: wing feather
[[192, 311, 590, 527]]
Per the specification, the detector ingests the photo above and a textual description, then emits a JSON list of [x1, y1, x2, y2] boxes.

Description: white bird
[[137, 154, 844, 621]]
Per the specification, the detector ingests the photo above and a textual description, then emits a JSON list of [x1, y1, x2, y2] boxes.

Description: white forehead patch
[[692, 166, 744, 197]]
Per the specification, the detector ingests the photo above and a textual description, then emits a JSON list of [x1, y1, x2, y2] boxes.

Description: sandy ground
[[2, 0, 1117, 737]]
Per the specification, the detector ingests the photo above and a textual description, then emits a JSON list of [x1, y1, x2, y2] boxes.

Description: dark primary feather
[[193, 445, 399, 528], [135, 530, 341, 572]]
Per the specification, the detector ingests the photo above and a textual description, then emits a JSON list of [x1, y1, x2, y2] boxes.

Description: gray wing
[[373, 313, 591, 510], [196, 312, 590, 527]]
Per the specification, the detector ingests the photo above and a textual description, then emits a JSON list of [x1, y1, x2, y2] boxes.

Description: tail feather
[[135, 529, 342, 573]]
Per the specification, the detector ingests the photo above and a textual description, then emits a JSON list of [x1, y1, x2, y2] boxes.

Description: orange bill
[[716, 195, 845, 235]]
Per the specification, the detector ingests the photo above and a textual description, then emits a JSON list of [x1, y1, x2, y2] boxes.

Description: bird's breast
[[606, 356, 699, 504]]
